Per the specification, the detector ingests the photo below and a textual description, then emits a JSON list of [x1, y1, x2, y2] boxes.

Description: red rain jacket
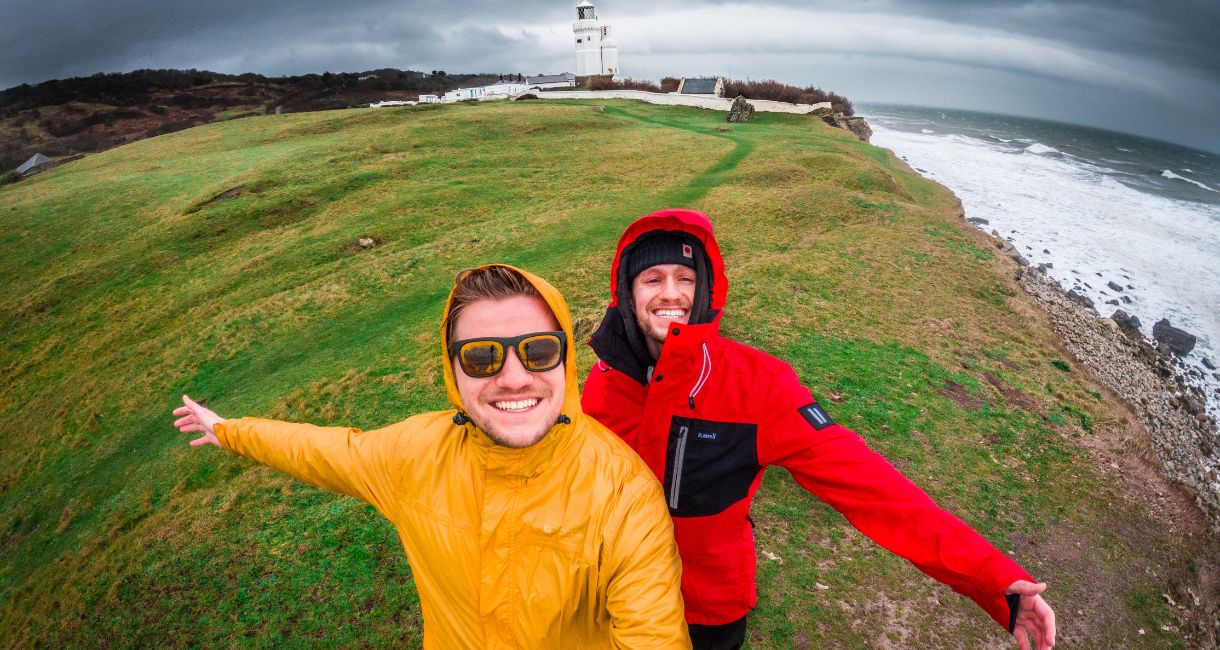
[[582, 208, 1033, 628]]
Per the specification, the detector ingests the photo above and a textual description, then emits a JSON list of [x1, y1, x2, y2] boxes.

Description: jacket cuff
[[1006, 592, 1021, 633], [213, 419, 237, 449]]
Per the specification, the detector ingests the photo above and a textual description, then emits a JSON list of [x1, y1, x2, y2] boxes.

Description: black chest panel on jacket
[[663, 416, 760, 517]]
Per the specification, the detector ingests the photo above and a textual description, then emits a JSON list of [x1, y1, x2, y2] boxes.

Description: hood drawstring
[[556, 414, 571, 425], [453, 412, 470, 425], [688, 342, 711, 409]]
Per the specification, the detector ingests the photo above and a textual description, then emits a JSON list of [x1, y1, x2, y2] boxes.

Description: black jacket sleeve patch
[[798, 402, 834, 430]]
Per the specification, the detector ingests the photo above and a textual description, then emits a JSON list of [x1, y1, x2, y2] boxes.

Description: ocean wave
[[1025, 143, 1060, 155], [870, 122, 1220, 416], [921, 129, 935, 134], [1162, 170, 1218, 192]]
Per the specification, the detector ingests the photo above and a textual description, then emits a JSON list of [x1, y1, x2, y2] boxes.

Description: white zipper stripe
[[669, 426, 689, 509], [688, 343, 712, 405]]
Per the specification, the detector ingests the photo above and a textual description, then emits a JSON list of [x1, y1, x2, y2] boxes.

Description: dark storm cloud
[[677, 0, 1220, 83], [3, 0, 1216, 87]]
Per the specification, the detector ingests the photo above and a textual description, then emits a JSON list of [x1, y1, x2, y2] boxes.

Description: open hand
[[172, 394, 226, 447], [1006, 580, 1056, 650]]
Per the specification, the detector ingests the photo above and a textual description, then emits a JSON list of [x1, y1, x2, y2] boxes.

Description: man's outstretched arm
[[759, 374, 1055, 647], [171, 394, 396, 514]]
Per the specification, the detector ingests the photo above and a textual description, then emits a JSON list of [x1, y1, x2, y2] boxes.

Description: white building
[[573, 0, 619, 78], [441, 81, 529, 103], [418, 94, 440, 103]]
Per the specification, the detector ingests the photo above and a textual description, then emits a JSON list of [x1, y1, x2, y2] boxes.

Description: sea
[[860, 103, 1220, 421]]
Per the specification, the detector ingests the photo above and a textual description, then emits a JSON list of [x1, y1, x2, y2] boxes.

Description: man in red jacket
[[582, 209, 1056, 650]]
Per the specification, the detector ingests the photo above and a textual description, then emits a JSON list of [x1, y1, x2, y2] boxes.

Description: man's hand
[[172, 394, 226, 447], [1006, 580, 1056, 650]]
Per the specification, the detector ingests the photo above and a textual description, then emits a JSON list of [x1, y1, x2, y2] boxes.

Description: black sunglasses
[[448, 331, 567, 378]]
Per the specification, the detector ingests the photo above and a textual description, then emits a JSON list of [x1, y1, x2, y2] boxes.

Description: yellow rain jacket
[[214, 265, 690, 649]]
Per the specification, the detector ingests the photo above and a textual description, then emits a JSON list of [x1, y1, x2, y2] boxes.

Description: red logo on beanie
[[682, 244, 693, 258]]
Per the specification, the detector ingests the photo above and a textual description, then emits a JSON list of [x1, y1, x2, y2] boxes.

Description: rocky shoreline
[[982, 229, 1220, 535]]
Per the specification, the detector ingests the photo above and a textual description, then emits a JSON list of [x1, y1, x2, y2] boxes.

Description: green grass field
[[2, 99, 1213, 647]]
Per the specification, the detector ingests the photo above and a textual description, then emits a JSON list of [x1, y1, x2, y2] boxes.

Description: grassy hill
[[2, 99, 1215, 647]]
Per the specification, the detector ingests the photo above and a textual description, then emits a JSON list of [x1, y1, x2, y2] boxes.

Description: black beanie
[[622, 231, 698, 283]]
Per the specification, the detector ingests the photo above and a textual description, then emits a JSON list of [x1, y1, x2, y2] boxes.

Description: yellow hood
[[440, 264, 582, 424]]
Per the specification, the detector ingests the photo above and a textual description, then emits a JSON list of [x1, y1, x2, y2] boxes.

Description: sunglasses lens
[[459, 341, 505, 377], [519, 334, 563, 371]]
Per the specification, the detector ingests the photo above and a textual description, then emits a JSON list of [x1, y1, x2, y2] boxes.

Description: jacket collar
[[460, 413, 581, 479]]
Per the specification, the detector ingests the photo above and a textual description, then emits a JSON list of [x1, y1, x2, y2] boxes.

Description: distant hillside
[[0, 68, 502, 170], [2, 100, 1215, 647]]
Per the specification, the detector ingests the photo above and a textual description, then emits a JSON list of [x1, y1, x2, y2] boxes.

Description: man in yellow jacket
[[171, 264, 691, 649]]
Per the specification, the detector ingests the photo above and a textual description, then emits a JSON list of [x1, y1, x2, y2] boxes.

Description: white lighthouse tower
[[573, 0, 619, 79]]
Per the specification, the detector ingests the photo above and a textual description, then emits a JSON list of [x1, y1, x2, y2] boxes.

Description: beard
[[479, 418, 554, 449]]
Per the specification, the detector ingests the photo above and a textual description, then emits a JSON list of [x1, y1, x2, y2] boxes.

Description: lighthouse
[[573, 0, 619, 79]]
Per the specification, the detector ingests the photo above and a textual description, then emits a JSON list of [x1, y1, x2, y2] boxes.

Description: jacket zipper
[[688, 342, 711, 409], [668, 425, 689, 509]]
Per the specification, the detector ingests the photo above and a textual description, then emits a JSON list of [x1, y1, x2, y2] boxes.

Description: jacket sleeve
[[215, 417, 397, 517], [758, 369, 1033, 631], [602, 472, 692, 649]]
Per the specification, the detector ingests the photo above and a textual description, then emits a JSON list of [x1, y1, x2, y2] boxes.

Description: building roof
[[680, 78, 719, 95], [16, 153, 52, 174], [526, 73, 576, 84], [577, 0, 594, 6]]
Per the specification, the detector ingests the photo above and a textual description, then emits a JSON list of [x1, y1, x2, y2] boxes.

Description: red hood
[[608, 209, 728, 313]]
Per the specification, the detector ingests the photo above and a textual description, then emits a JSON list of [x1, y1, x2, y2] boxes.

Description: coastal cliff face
[[811, 106, 872, 142], [1017, 266, 1220, 534]]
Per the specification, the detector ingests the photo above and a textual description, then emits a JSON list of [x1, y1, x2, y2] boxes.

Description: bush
[[0, 170, 20, 186], [586, 77, 661, 92], [660, 77, 680, 93], [722, 78, 853, 115]]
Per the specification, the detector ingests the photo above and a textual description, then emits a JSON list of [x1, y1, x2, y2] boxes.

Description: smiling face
[[451, 295, 566, 448], [632, 263, 697, 359]]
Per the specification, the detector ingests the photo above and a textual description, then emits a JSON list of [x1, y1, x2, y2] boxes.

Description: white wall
[[536, 89, 832, 115]]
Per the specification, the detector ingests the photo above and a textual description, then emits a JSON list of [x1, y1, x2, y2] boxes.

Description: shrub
[[722, 78, 854, 115], [0, 170, 20, 186], [586, 77, 661, 92]]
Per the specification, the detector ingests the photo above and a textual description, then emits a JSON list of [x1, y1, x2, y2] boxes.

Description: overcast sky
[[3, 0, 1217, 152]]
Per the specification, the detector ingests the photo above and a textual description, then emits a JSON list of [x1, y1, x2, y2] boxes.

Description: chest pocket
[[663, 416, 760, 517]]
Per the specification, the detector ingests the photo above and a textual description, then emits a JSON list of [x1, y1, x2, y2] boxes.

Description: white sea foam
[[871, 124, 1220, 418], [1025, 142, 1060, 155], [1162, 169, 1218, 193], [921, 129, 935, 134]]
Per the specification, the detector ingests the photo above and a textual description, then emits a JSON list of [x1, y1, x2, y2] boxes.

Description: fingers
[[1014, 626, 1031, 650], [174, 415, 196, 428], [172, 406, 190, 416], [179, 424, 205, 433], [1039, 600, 1057, 648], [189, 435, 212, 447], [1007, 580, 1048, 596]]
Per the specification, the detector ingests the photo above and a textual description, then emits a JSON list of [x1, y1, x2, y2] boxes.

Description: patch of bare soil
[[213, 186, 246, 201], [939, 379, 985, 410], [1056, 413, 1220, 647], [983, 372, 1037, 412]]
